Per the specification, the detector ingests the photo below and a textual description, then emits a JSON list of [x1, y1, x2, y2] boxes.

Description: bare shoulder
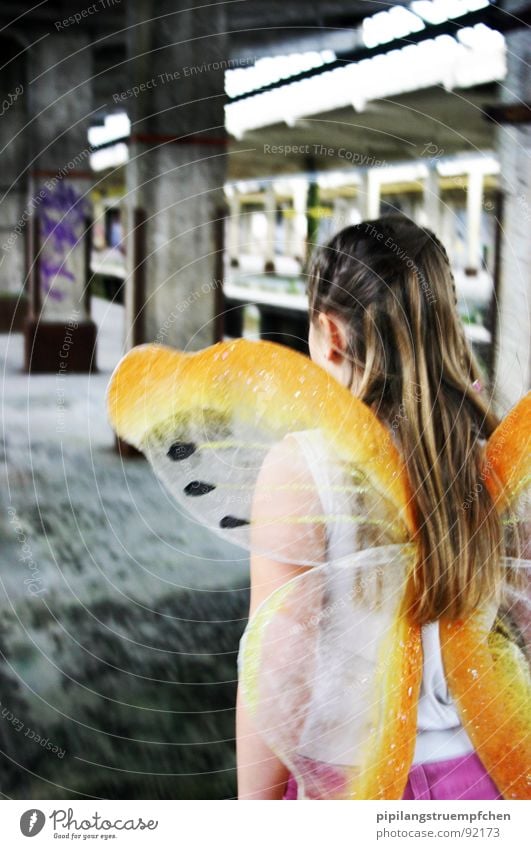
[[251, 431, 320, 522], [256, 433, 311, 495], [248, 433, 325, 617]]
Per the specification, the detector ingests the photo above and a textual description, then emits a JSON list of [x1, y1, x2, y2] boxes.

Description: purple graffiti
[[38, 182, 90, 301]]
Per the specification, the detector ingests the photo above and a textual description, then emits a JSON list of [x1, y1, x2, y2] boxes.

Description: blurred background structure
[[0, 0, 530, 798]]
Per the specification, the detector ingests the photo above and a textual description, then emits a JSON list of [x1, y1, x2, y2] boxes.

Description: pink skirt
[[282, 751, 502, 800]]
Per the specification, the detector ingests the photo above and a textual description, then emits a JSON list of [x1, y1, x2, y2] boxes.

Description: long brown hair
[[307, 215, 504, 626]]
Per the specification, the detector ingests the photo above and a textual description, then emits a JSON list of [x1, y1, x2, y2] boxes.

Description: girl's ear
[[318, 311, 349, 362]]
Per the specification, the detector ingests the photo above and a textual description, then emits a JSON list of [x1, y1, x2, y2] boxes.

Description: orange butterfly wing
[[441, 393, 531, 800]]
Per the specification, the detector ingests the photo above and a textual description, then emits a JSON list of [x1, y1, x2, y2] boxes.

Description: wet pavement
[[0, 299, 248, 799]]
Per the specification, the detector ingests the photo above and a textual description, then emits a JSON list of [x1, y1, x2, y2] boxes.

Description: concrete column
[[91, 192, 107, 251], [24, 34, 95, 372], [332, 197, 350, 233], [284, 204, 296, 258], [493, 4, 531, 408], [465, 168, 484, 275], [125, 0, 227, 350], [0, 40, 28, 332], [440, 199, 457, 265], [263, 185, 276, 273], [228, 192, 240, 268], [239, 201, 252, 257], [423, 166, 441, 235], [291, 179, 307, 264], [360, 169, 380, 220]]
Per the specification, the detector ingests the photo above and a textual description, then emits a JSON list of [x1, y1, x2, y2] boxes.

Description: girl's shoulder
[[251, 430, 327, 568]]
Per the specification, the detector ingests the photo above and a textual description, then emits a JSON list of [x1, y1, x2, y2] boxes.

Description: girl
[[107, 215, 529, 802], [236, 215, 524, 801]]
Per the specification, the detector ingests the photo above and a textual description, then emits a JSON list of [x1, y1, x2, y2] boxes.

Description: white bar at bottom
[[2, 799, 530, 848]]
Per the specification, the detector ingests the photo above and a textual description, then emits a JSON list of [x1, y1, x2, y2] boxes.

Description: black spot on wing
[[184, 481, 216, 497], [220, 515, 250, 529], [167, 442, 196, 461]]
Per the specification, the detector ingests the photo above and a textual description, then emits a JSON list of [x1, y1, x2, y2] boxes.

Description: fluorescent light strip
[[226, 23, 505, 137], [225, 49, 336, 98]]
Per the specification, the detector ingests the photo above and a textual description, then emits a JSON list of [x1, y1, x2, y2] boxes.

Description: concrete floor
[[0, 298, 248, 799]]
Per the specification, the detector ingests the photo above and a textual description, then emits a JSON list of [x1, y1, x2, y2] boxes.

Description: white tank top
[[290, 428, 475, 765]]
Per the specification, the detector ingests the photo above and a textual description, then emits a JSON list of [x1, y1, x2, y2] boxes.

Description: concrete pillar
[[332, 197, 350, 234], [125, 0, 227, 350], [423, 166, 441, 235], [24, 34, 96, 372], [291, 179, 307, 263], [92, 193, 107, 251], [360, 169, 380, 220], [284, 204, 296, 259], [440, 199, 457, 265], [240, 201, 252, 257], [227, 193, 240, 268], [493, 3, 531, 408], [263, 185, 276, 273], [465, 168, 484, 275], [0, 40, 28, 332]]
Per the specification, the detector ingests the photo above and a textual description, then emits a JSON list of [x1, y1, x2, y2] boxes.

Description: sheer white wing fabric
[[237, 430, 531, 799], [237, 427, 416, 800], [238, 545, 415, 799], [143, 419, 407, 567]]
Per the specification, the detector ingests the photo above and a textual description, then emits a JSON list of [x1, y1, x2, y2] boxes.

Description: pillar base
[[0, 294, 28, 333], [24, 317, 97, 373]]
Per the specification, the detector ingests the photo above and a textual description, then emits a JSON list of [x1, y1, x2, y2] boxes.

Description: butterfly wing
[[239, 543, 422, 799], [484, 392, 530, 513], [441, 393, 531, 800], [107, 341, 531, 800], [106, 338, 420, 800], [107, 339, 413, 565]]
